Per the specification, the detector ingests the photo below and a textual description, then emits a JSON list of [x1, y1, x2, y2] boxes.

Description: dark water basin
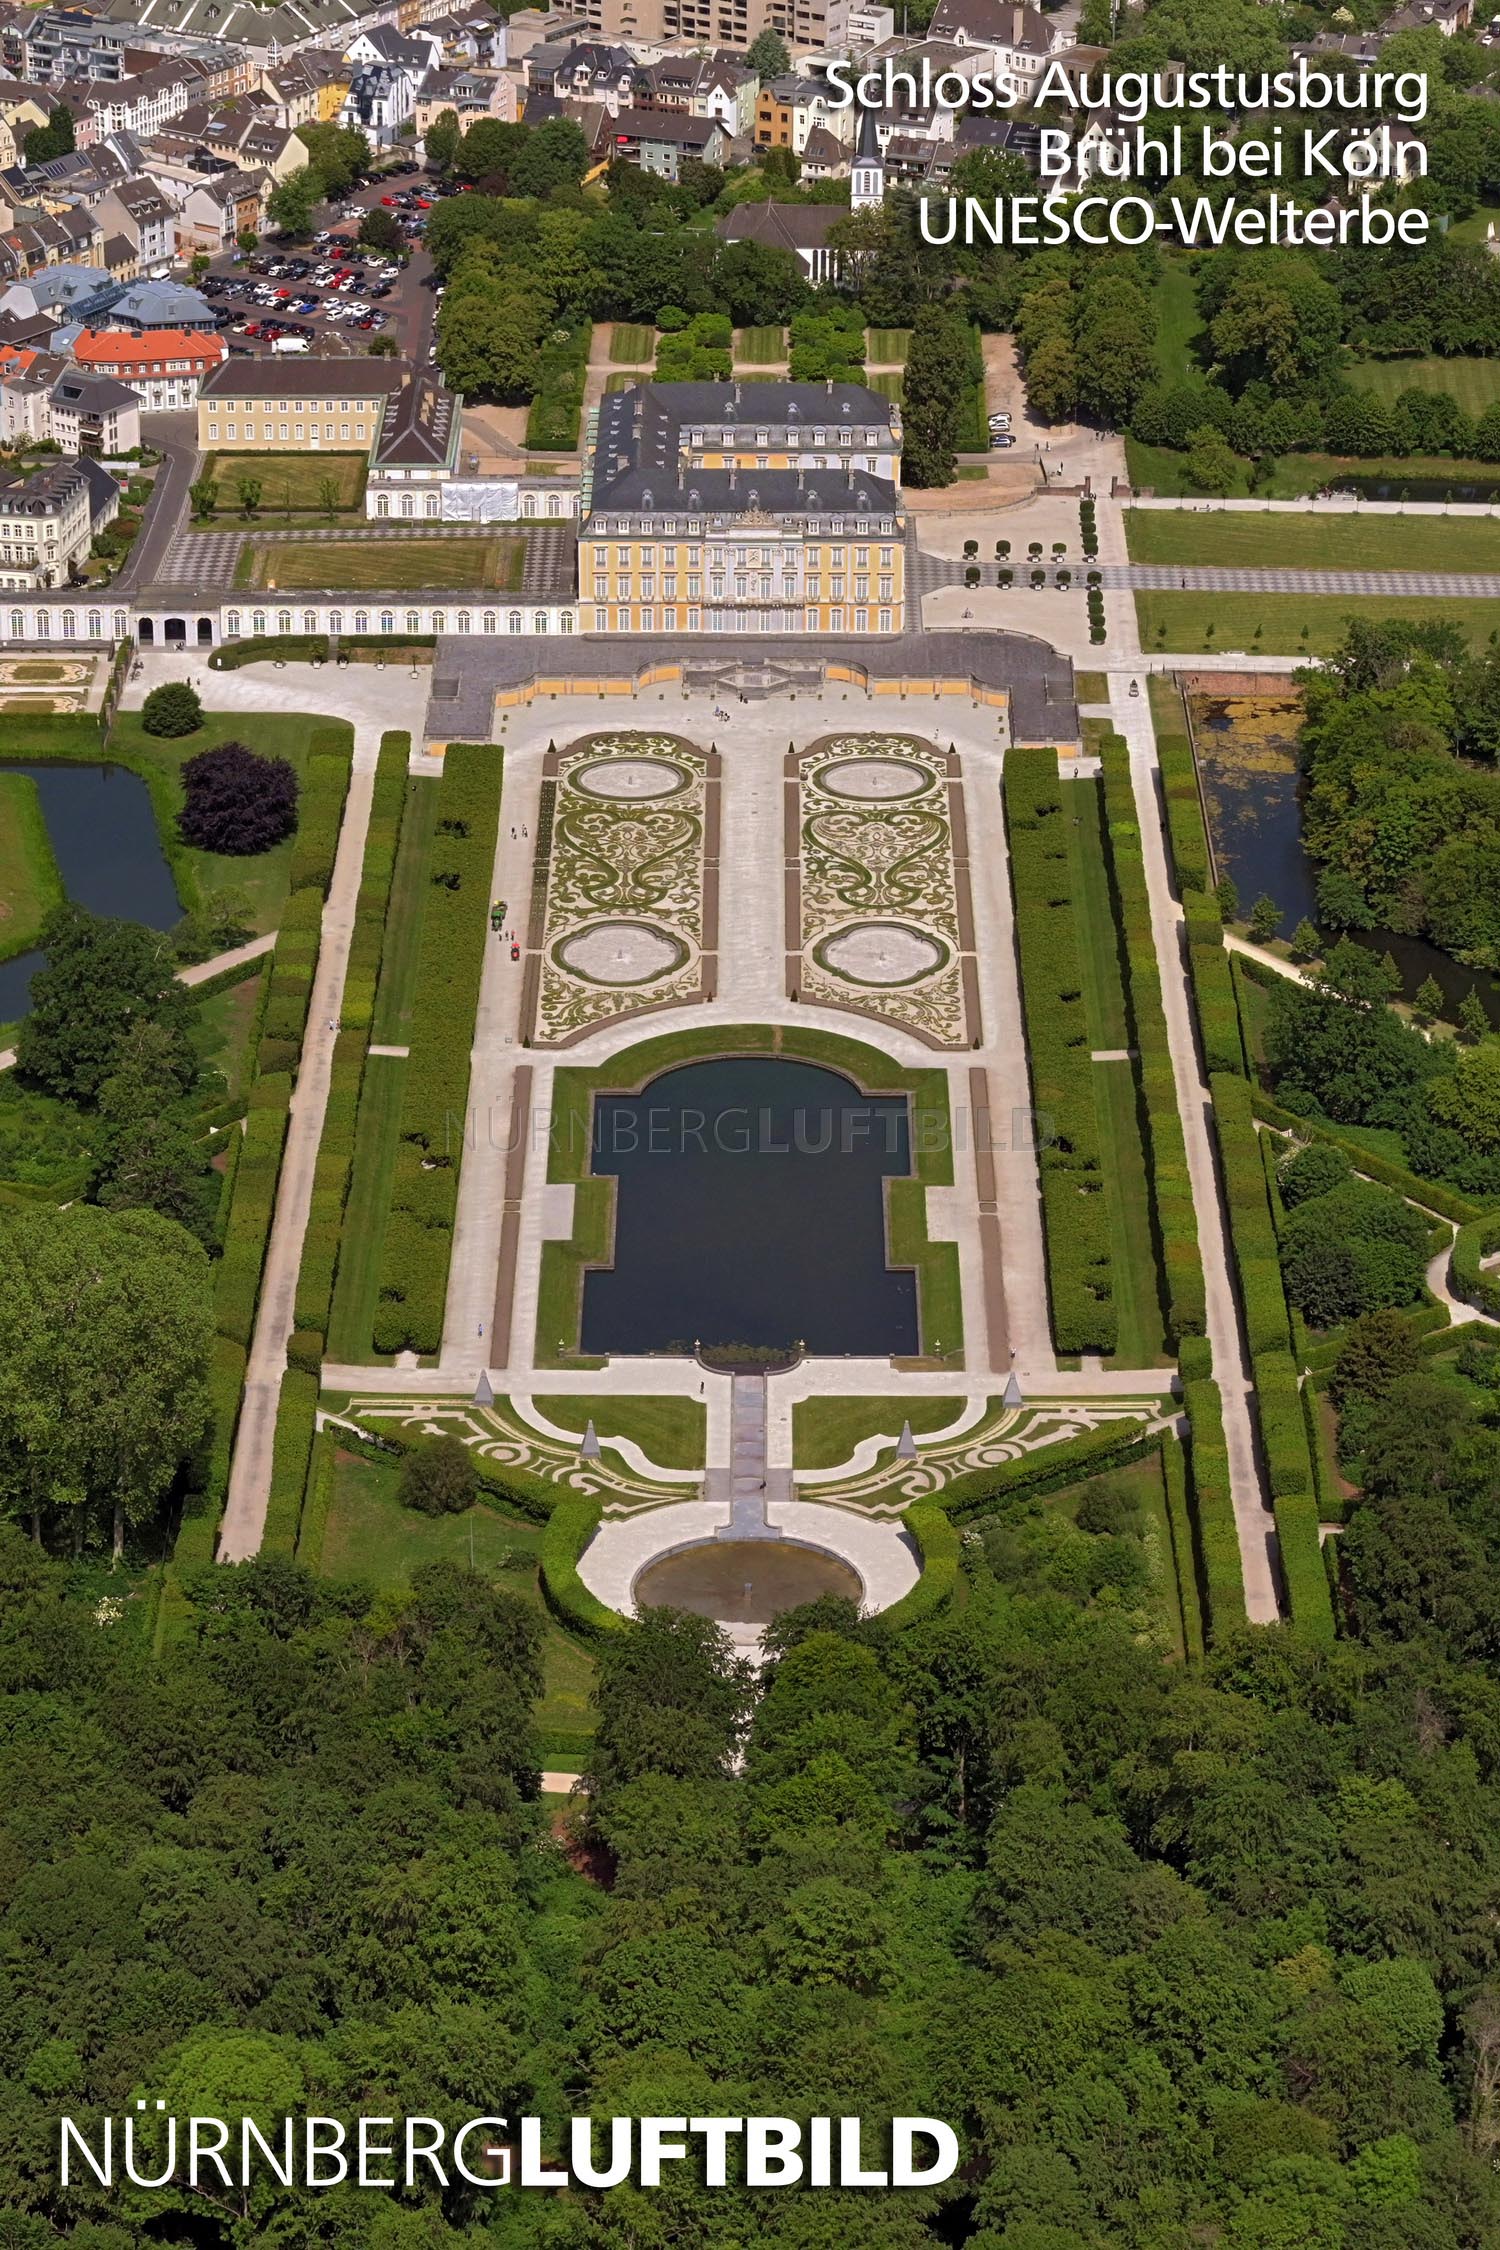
[[0, 761, 180, 1020]]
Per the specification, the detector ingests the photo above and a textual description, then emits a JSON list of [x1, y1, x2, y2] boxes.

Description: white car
[[989, 412, 1012, 431]]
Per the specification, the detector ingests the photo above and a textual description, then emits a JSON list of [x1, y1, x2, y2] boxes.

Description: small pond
[[1190, 692, 1500, 1030], [634, 1538, 863, 1624], [0, 762, 181, 1021], [580, 1056, 919, 1357]]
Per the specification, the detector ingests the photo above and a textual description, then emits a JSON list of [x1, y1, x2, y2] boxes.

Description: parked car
[[990, 433, 1017, 448]]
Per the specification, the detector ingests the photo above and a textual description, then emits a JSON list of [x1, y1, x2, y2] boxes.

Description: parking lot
[[198, 164, 445, 367]]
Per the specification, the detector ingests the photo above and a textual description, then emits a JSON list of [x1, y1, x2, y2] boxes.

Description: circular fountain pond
[[634, 1538, 863, 1626]]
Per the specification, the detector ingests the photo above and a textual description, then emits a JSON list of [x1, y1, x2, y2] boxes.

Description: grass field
[[1128, 436, 1500, 501], [104, 707, 350, 932], [194, 970, 267, 1111], [609, 323, 655, 363], [1135, 589, 1500, 656], [1358, 356, 1500, 413], [1064, 777, 1169, 1367], [327, 777, 435, 1360], [791, 1394, 969, 1470], [736, 325, 785, 364], [0, 772, 62, 963], [1152, 261, 1202, 384], [869, 370, 904, 403], [866, 328, 910, 366], [238, 535, 524, 593], [203, 452, 366, 516], [603, 371, 641, 394], [531, 1394, 706, 1470], [1074, 670, 1110, 702], [1125, 507, 1500, 573], [317, 1448, 596, 1749]]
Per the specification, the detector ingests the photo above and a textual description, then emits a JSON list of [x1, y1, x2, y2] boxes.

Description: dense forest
[[5, 1452, 1500, 2248]]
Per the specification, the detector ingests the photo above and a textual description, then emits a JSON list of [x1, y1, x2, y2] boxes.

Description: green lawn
[[1074, 670, 1110, 702], [328, 775, 435, 1361], [791, 1394, 969, 1470], [240, 535, 524, 593], [736, 325, 785, 364], [1064, 778, 1170, 1368], [194, 968, 268, 1111], [1125, 507, 1500, 573], [1127, 435, 1500, 501], [603, 371, 641, 394], [609, 323, 655, 364], [1358, 356, 1500, 414], [370, 777, 435, 1048], [0, 772, 62, 963], [316, 1448, 596, 1750], [102, 708, 352, 933], [869, 370, 904, 403], [866, 328, 910, 366], [203, 452, 366, 513], [1136, 590, 1500, 656], [530, 1394, 706, 1470], [1152, 260, 1202, 384]]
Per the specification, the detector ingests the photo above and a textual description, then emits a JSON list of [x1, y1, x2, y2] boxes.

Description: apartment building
[[579, 381, 905, 636], [72, 324, 225, 408], [411, 65, 516, 133], [0, 454, 113, 587], [754, 73, 853, 154], [48, 366, 140, 451], [579, 0, 851, 57], [197, 354, 407, 450]]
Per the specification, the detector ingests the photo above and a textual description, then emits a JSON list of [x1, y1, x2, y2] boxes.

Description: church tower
[[850, 106, 884, 212]]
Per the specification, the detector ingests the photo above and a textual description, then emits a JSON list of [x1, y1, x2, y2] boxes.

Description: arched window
[[329, 610, 342, 632], [36, 611, 49, 637], [87, 608, 101, 638], [253, 610, 267, 634], [424, 493, 439, 517], [277, 609, 291, 634], [546, 492, 560, 517], [534, 611, 548, 634], [355, 610, 369, 632], [400, 493, 413, 517], [302, 609, 316, 632], [482, 610, 496, 633], [507, 609, 521, 634], [431, 611, 445, 634], [9, 610, 21, 637], [112, 610, 125, 638], [62, 611, 75, 637], [523, 493, 536, 518], [377, 494, 389, 516], [457, 611, 470, 632], [560, 610, 574, 633], [380, 610, 394, 633], [227, 609, 241, 637], [405, 610, 419, 634]]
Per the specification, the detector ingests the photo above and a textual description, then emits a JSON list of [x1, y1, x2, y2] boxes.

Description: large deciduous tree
[[17, 905, 195, 1103]]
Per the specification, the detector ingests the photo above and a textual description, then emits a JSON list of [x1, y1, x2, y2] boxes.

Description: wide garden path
[[1109, 673, 1283, 1624]]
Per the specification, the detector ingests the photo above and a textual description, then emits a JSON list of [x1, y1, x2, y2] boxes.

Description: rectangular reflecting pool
[[580, 1056, 919, 1357]]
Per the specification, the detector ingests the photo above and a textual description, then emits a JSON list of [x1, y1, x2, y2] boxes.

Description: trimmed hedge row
[[1183, 1377, 1246, 1639], [288, 731, 352, 898], [375, 742, 503, 1354], [1303, 1378, 1345, 1526], [209, 634, 329, 669], [879, 1505, 962, 1630], [215, 1099, 289, 1349], [1004, 747, 1117, 1354], [540, 1497, 627, 1637], [344, 732, 411, 1030], [1452, 1212, 1500, 1318], [1161, 1435, 1205, 1660], [1184, 889, 1244, 1075], [1250, 1086, 1491, 1226], [258, 886, 324, 1077], [930, 1421, 1153, 1524], [1211, 1071, 1290, 1359], [1100, 736, 1205, 1340], [295, 1430, 335, 1570], [1276, 1488, 1336, 1644], [261, 1368, 318, 1554], [1254, 1348, 1314, 1499], [294, 1028, 365, 1344], [1158, 729, 1211, 894], [175, 1333, 248, 1566]]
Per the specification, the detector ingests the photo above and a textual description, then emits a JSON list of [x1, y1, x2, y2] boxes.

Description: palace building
[[579, 380, 906, 636]]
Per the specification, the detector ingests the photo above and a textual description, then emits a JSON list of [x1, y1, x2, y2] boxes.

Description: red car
[[381, 194, 396, 205], [510, 942, 520, 961]]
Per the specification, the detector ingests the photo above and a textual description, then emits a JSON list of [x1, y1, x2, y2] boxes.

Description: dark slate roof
[[717, 199, 843, 251], [588, 380, 900, 521], [372, 371, 456, 467]]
